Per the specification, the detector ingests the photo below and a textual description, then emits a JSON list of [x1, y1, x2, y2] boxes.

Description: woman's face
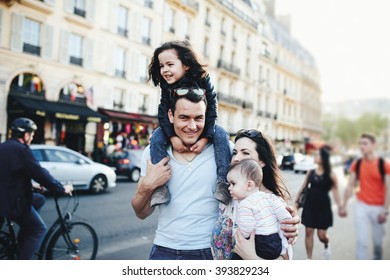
[[232, 137, 261, 164], [314, 150, 322, 164]]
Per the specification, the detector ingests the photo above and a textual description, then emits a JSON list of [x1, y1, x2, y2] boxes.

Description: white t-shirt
[[140, 144, 219, 250]]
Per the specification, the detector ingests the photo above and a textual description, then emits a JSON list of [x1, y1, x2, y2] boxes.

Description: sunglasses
[[235, 129, 262, 141], [173, 88, 206, 97]]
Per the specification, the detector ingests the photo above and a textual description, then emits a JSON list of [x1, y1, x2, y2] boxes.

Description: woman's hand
[[171, 136, 189, 153], [233, 229, 261, 260], [280, 205, 301, 245]]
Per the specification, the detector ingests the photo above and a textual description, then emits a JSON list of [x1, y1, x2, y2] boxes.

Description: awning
[[98, 108, 158, 123], [7, 95, 107, 123]]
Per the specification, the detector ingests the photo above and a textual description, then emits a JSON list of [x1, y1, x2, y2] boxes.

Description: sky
[[274, 0, 390, 103]]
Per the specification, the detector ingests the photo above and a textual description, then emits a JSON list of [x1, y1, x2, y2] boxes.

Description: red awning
[[98, 108, 158, 123]]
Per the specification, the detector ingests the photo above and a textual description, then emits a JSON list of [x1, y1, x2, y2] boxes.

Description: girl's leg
[[149, 127, 170, 206], [305, 227, 315, 259], [212, 124, 232, 205], [317, 229, 331, 259]]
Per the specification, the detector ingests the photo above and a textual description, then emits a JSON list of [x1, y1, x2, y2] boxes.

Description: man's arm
[[378, 174, 390, 223], [340, 172, 357, 217], [131, 157, 171, 219]]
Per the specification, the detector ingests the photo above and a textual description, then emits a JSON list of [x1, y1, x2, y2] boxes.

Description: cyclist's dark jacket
[[0, 139, 65, 220], [158, 74, 218, 141]]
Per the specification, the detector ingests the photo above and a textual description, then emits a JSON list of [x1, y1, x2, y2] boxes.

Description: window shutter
[[42, 24, 54, 59], [64, 0, 73, 14], [83, 38, 94, 69], [86, 0, 95, 22], [60, 30, 69, 64], [11, 14, 23, 52], [127, 50, 139, 82], [109, 0, 118, 33]]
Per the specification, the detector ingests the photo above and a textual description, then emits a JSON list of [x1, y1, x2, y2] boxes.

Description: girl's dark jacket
[[158, 74, 218, 141]]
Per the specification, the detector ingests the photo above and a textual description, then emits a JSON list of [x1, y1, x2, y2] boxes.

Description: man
[[339, 133, 390, 259], [132, 91, 299, 260], [0, 117, 73, 259]]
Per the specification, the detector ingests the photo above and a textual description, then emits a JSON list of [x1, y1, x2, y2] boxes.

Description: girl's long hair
[[320, 147, 333, 186], [148, 40, 207, 86], [235, 132, 291, 201]]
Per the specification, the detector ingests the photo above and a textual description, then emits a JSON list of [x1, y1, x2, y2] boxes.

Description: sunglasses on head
[[235, 129, 262, 141], [173, 88, 206, 97]]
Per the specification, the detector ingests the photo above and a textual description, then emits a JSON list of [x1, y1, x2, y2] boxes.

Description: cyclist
[[0, 117, 73, 259]]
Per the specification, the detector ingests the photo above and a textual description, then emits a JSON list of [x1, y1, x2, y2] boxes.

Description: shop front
[[97, 108, 158, 159], [6, 73, 107, 156]]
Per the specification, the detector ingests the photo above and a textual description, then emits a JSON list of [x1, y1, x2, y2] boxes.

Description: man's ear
[[168, 109, 174, 124]]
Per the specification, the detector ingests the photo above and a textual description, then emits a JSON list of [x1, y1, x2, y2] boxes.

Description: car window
[[31, 149, 44, 162], [45, 149, 80, 163]]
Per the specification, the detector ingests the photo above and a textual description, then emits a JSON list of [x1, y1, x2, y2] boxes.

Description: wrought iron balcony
[[70, 56, 83, 66], [217, 59, 240, 76], [115, 69, 126, 79], [74, 7, 86, 18], [23, 43, 41, 56], [117, 27, 128, 37], [142, 37, 151, 46], [218, 92, 243, 107], [181, 0, 199, 11]]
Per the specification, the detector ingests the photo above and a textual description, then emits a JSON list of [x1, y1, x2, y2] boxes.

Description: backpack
[[355, 157, 385, 183]]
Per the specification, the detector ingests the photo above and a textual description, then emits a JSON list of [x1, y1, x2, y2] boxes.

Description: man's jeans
[[354, 200, 387, 260], [149, 244, 213, 260]]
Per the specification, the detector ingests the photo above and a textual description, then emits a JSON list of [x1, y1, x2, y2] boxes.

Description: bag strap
[[356, 157, 385, 184]]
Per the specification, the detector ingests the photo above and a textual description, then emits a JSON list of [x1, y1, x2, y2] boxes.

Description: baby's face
[[227, 169, 249, 201]]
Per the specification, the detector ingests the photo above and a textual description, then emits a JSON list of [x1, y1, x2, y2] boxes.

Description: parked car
[[30, 145, 117, 194], [103, 149, 143, 182], [280, 154, 296, 170], [294, 156, 317, 174]]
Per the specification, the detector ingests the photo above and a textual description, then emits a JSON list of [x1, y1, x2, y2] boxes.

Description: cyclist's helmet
[[11, 117, 37, 137]]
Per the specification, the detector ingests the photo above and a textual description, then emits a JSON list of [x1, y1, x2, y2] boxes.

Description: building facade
[[0, 0, 321, 158]]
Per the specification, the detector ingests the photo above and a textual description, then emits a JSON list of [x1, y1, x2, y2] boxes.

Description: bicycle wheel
[[45, 222, 98, 260]]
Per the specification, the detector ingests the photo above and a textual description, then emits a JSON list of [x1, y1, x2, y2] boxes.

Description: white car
[[293, 156, 317, 174], [30, 145, 117, 194]]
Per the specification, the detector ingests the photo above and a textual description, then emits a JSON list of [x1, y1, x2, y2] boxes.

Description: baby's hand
[[171, 136, 189, 153], [190, 138, 208, 154]]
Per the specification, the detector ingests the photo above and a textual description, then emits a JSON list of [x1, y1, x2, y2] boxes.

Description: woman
[[295, 147, 341, 260], [212, 129, 299, 260]]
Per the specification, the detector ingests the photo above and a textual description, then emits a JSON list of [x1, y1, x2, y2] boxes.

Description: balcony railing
[[257, 110, 263, 117], [142, 37, 151, 46], [117, 27, 128, 37], [70, 56, 83, 66], [23, 43, 41, 56], [216, 0, 257, 29], [217, 59, 240, 76], [169, 27, 175, 33], [218, 92, 243, 107], [115, 69, 126, 79], [74, 7, 86, 18], [181, 0, 199, 11], [242, 101, 253, 110], [144, 0, 153, 8]]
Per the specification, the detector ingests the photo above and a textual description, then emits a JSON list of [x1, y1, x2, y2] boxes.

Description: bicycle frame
[[37, 195, 79, 259]]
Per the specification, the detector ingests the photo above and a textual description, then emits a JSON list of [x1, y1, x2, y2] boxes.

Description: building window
[[164, 6, 175, 33], [232, 25, 237, 42], [258, 65, 263, 83], [73, 0, 86, 18], [139, 54, 149, 83], [23, 18, 41, 56], [247, 34, 251, 50], [205, 8, 211, 27], [69, 33, 83, 66], [221, 17, 225, 35], [142, 17, 151, 45], [117, 6, 128, 37], [181, 16, 190, 40], [113, 88, 125, 110], [115, 47, 126, 78], [139, 94, 149, 114], [144, 0, 153, 9], [246, 58, 250, 77], [204, 37, 209, 58]]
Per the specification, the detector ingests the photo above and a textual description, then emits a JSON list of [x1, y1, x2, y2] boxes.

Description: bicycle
[[0, 190, 98, 260]]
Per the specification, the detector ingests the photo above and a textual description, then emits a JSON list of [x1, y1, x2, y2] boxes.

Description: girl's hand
[[233, 229, 261, 260], [170, 136, 189, 153], [190, 138, 208, 154]]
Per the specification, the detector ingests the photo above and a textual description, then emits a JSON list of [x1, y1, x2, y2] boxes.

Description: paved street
[[39, 168, 390, 260]]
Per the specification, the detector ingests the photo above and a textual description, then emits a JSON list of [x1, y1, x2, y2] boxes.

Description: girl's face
[[232, 137, 263, 166], [158, 49, 189, 84], [314, 150, 322, 164], [227, 169, 250, 201]]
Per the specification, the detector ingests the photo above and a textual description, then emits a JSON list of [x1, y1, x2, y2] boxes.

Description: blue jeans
[[16, 206, 47, 259], [150, 125, 231, 184], [149, 244, 213, 260]]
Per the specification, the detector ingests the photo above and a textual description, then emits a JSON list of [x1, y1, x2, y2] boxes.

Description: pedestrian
[[227, 159, 293, 260], [147, 40, 231, 207], [295, 147, 342, 260], [0, 118, 73, 259], [131, 93, 300, 260], [212, 129, 298, 260], [339, 133, 390, 259]]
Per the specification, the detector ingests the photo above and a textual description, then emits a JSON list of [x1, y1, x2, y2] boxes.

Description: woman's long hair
[[148, 40, 207, 86], [319, 147, 333, 186], [235, 131, 291, 201]]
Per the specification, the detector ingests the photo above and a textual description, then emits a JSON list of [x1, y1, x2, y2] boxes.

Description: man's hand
[[280, 205, 301, 245], [142, 157, 171, 191], [339, 205, 347, 217], [190, 138, 208, 154], [63, 184, 73, 195], [171, 136, 189, 153]]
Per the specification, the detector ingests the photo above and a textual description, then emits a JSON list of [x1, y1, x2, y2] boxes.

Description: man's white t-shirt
[[140, 144, 219, 250]]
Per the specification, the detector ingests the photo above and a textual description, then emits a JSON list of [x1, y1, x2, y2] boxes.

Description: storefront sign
[[55, 113, 80, 120], [36, 110, 46, 117]]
